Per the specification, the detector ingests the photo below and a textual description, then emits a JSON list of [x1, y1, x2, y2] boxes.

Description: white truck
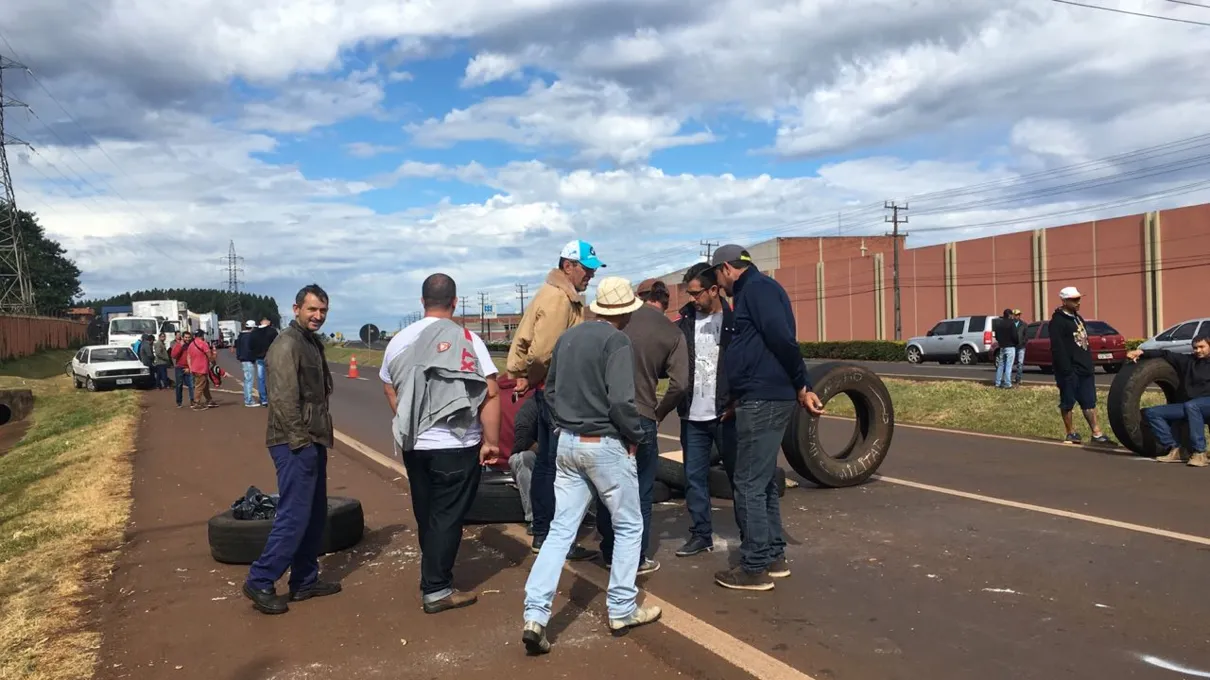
[[189, 311, 220, 343], [218, 320, 240, 348], [132, 300, 192, 336], [107, 315, 160, 349]]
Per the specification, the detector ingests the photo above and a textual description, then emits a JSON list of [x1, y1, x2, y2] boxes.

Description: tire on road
[[654, 455, 785, 499], [464, 472, 528, 524], [207, 496, 365, 565], [781, 361, 895, 488], [652, 480, 672, 504], [1107, 358, 1183, 456], [707, 466, 786, 500], [655, 456, 687, 489]]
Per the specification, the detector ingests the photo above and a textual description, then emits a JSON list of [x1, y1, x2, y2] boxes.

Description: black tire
[[958, 345, 977, 365], [464, 475, 527, 524], [1103, 363, 1123, 374], [207, 496, 364, 565], [1107, 359, 1183, 457], [781, 362, 895, 488], [906, 345, 923, 364], [652, 480, 672, 504], [655, 456, 687, 489], [708, 466, 786, 500]]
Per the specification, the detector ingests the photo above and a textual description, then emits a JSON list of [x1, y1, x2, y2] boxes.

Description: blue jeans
[[246, 443, 328, 591], [529, 389, 557, 538], [680, 418, 738, 541], [256, 359, 268, 404], [596, 418, 657, 562], [1144, 397, 1210, 453], [241, 361, 257, 405], [174, 367, 194, 406], [154, 364, 170, 389], [996, 347, 1017, 387], [734, 399, 794, 573], [523, 432, 640, 624]]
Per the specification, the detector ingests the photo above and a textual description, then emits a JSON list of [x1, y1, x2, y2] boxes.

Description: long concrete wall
[[0, 315, 88, 362], [662, 203, 1210, 341]]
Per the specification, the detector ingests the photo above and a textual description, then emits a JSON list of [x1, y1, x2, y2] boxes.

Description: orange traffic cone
[[347, 356, 360, 379]]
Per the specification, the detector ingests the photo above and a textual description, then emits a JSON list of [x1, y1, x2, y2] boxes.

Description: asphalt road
[[219, 354, 1210, 679]]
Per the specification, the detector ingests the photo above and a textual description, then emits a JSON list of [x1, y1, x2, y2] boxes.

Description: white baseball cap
[[245, 320, 257, 328], [1058, 286, 1082, 300]]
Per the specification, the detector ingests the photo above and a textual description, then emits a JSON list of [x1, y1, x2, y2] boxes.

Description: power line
[[1052, 0, 1210, 26], [0, 54, 33, 314], [699, 240, 719, 262], [1161, 0, 1210, 8]]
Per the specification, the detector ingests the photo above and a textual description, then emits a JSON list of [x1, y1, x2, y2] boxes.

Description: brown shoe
[[1156, 448, 1183, 463], [423, 589, 478, 614], [767, 557, 791, 578], [1187, 452, 1208, 468], [714, 566, 774, 591]]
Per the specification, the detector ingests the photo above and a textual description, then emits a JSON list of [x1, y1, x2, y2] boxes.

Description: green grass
[[0, 367, 141, 679], [821, 378, 1164, 443], [0, 349, 77, 381]]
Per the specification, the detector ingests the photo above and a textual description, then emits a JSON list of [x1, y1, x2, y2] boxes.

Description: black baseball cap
[[710, 244, 752, 268]]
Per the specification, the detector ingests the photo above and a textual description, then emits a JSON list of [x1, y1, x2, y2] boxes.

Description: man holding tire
[[710, 245, 824, 592], [1049, 287, 1113, 445], [244, 284, 341, 615], [1127, 334, 1210, 467]]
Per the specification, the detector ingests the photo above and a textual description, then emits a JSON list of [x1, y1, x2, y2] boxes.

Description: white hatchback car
[[71, 345, 154, 391]]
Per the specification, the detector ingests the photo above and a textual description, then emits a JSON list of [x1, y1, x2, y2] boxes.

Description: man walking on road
[[1049, 286, 1113, 445], [235, 320, 262, 407], [1128, 334, 1210, 466], [522, 277, 662, 654], [244, 284, 341, 615], [381, 273, 502, 614], [506, 239, 602, 560], [673, 262, 737, 558], [710, 245, 824, 591], [592, 277, 686, 575]]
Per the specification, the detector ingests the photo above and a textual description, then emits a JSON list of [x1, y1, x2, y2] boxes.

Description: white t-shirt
[[688, 312, 723, 422], [379, 317, 498, 450]]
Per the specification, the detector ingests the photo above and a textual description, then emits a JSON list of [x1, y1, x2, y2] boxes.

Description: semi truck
[[131, 300, 193, 335], [217, 320, 240, 348], [189, 311, 220, 342], [107, 315, 160, 348]]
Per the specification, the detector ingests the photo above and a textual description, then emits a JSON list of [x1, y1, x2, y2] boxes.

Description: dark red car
[[1020, 319, 1127, 374]]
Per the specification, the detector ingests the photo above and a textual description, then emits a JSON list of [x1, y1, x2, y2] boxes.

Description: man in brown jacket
[[507, 239, 600, 557], [244, 284, 340, 615]]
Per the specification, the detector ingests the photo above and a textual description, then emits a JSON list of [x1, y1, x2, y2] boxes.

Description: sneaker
[[675, 536, 714, 557], [244, 403, 259, 408], [1090, 433, 1115, 445], [1156, 448, 1183, 463], [525, 523, 535, 536], [1063, 433, 1082, 445], [714, 566, 775, 591], [567, 544, 599, 561], [289, 579, 342, 602], [608, 605, 662, 635], [637, 558, 660, 576], [767, 557, 791, 578], [522, 620, 551, 655], [1188, 452, 1209, 468], [530, 534, 544, 554], [423, 590, 478, 614]]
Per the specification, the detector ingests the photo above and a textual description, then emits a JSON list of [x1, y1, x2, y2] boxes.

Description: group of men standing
[[234, 318, 280, 407]]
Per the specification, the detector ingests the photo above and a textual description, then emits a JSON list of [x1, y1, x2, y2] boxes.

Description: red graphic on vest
[[460, 348, 477, 372]]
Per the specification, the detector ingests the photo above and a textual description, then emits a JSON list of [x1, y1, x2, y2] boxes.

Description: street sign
[[359, 324, 381, 345], [482, 304, 498, 320]]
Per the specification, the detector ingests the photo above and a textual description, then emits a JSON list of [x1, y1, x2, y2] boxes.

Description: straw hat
[[589, 276, 644, 316]]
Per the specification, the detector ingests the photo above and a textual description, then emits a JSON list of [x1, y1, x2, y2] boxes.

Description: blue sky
[[3, 0, 1210, 333]]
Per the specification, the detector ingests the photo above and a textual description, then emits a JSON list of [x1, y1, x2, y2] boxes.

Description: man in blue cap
[[506, 239, 604, 560]]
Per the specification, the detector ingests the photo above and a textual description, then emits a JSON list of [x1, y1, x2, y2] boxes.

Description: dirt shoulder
[[94, 388, 724, 679]]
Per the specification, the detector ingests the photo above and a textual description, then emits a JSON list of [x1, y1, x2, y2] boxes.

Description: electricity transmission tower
[[0, 55, 34, 314], [220, 240, 245, 322], [884, 201, 909, 341]]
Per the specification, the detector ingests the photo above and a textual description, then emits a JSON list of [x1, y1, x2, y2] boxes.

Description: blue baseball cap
[[560, 239, 605, 270]]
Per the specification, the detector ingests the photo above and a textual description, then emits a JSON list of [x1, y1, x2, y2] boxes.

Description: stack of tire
[[207, 497, 365, 564], [1108, 358, 1186, 456]]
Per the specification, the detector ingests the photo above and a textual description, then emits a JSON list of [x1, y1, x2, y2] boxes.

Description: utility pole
[[478, 292, 489, 338], [219, 240, 245, 323], [459, 296, 469, 327], [699, 240, 719, 263], [884, 201, 909, 341], [515, 283, 528, 316], [0, 55, 34, 314]]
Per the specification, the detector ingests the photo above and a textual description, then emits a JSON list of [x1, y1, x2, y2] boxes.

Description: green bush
[[1126, 338, 1145, 351], [799, 341, 907, 362]]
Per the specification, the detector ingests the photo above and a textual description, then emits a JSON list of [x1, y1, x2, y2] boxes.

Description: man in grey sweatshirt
[[521, 276, 662, 655]]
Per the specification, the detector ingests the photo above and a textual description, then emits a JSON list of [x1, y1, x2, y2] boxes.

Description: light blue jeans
[[241, 361, 257, 405], [256, 359, 268, 405], [996, 347, 1017, 387], [523, 431, 641, 624]]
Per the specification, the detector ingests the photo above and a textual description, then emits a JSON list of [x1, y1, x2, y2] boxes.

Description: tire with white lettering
[[781, 362, 895, 488], [1107, 358, 1183, 456], [207, 496, 364, 565]]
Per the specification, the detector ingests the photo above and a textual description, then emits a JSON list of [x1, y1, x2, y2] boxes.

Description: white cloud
[[462, 52, 522, 87], [239, 69, 385, 134]]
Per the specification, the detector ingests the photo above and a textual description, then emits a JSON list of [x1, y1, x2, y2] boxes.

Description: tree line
[[81, 289, 282, 327]]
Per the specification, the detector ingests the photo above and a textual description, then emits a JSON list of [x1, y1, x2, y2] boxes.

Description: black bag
[[230, 485, 279, 520]]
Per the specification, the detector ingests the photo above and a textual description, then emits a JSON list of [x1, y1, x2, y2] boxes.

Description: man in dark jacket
[[235, 320, 262, 407], [1128, 334, 1210, 467], [244, 284, 340, 615], [993, 309, 1017, 389], [673, 262, 737, 558], [1048, 286, 1112, 445], [1012, 309, 1027, 385], [251, 318, 278, 406], [710, 245, 824, 592]]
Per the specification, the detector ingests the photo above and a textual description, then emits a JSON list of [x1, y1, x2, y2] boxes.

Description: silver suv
[[1138, 317, 1210, 355], [905, 315, 996, 365]]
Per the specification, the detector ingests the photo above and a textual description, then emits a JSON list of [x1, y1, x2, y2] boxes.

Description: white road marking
[[1137, 654, 1210, 678], [329, 428, 816, 680]]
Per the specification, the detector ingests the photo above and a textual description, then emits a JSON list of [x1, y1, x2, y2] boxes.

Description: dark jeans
[[680, 417, 738, 541], [1144, 396, 1210, 452], [246, 443, 328, 591], [734, 399, 794, 574], [402, 445, 482, 602], [529, 389, 557, 538], [597, 417, 658, 562], [153, 364, 170, 389], [174, 367, 194, 406]]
